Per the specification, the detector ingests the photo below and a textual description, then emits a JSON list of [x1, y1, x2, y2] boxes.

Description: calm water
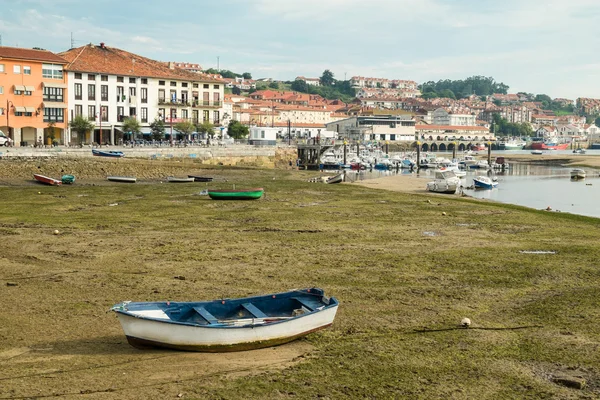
[[352, 157, 600, 219]]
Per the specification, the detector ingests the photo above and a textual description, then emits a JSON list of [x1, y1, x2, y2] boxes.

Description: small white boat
[[325, 172, 344, 184], [167, 176, 195, 183], [110, 288, 338, 352], [426, 169, 461, 194], [473, 175, 498, 189], [531, 150, 543, 155], [107, 176, 137, 183], [570, 169, 586, 180]]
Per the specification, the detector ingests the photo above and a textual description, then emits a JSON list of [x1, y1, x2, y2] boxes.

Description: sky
[[1, 0, 600, 99]]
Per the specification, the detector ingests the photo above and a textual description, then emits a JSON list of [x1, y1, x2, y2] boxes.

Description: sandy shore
[[351, 174, 429, 193]]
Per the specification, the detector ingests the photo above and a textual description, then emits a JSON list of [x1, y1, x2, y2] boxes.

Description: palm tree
[[69, 115, 94, 145]]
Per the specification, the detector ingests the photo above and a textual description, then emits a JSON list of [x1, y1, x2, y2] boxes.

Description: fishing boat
[[325, 172, 344, 184], [570, 169, 586, 180], [92, 149, 125, 158], [473, 175, 498, 189], [530, 140, 569, 150], [110, 288, 338, 352], [188, 175, 214, 182], [33, 174, 62, 186], [107, 176, 137, 183], [167, 176, 195, 183], [426, 169, 461, 194], [500, 140, 526, 150], [208, 187, 264, 200], [61, 174, 76, 184]]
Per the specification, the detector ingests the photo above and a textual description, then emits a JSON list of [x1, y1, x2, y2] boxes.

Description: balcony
[[192, 100, 222, 108], [158, 99, 191, 107]]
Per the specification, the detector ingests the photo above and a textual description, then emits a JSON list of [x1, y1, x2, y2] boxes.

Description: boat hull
[[92, 149, 124, 158], [167, 177, 195, 183], [188, 175, 214, 182], [570, 169, 586, 180], [107, 176, 137, 183], [208, 188, 264, 200], [531, 142, 569, 150], [473, 177, 498, 189], [33, 174, 62, 186]]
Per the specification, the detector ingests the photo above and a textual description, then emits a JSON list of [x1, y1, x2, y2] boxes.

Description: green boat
[[61, 174, 76, 184], [207, 188, 264, 200]]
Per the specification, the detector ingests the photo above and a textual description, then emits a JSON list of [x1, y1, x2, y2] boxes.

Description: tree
[[232, 86, 242, 95], [196, 121, 215, 139], [291, 79, 308, 92], [595, 116, 600, 127], [69, 115, 94, 145], [269, 81, 279, 89], [227, 120, 249, 139], [122, 117, 141, 141], [149, 118, 166, 141], [320, 70, 335, 86], [174, 120, 195, 141], [242, 72, 252, 79], [47, 122, 57, 146]]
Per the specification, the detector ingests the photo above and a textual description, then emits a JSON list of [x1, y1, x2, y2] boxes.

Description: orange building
[[0, 46, 68, 146]]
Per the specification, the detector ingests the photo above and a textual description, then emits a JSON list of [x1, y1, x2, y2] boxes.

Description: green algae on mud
[[0, 164, 599, 399]]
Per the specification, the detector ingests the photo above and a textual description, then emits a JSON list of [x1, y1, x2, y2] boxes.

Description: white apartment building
[[325, 115, 416, 142], [432, 108, 476, 126], [59, 43, 224, 144]]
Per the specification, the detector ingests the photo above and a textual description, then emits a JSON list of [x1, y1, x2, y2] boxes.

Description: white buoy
[[461, 317, 471, 328], [53, 230, 60, 235]]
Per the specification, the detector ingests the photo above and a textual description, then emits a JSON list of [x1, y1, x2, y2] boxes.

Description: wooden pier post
[[452, 141, 457, 160], [416, 141, 421, 171], [343, 140, 347, 165], [487, 142, 492, 167]]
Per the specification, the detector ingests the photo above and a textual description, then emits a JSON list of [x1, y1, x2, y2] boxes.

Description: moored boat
[[570, 169, 586, 180], [208, 188, 264, 200], [188, 175, 214, 182], [426, 169, 461, 194], [530, 140, 569, 150], [107, 176, 137, 183], [531, 150, 543, 155], [33, 174, 62, 186], [325, 172, 344, 184], [501, 140, 526, 150], [61, 174, 76, 184], [167, 176, 195, 183], [92, 149, 125, 158], [110, 288, 338, 352], [473, 175, 498, 189]]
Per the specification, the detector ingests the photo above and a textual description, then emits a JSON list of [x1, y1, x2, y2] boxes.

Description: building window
[[101, 85, 108, 101], [117, 76, 124, 83], [193, 83, 198, 88], [129, 107, 136, 116], [203, 84, 209, 89], [170, 81, 177, 87], [213, 111, 220, 124], [192, 110, 199, 123], [141, 78, 148, 84], [129, 87, 136, 97], [42, 64, 63, 79], [88, 74, 95, 81], [14, 88, 23, 95], [0, 64, 4, 73], [129, 77, 136, 84], [203, 110, 209, 122], [43, 87, 64, 102], [75, 73, 82, 79], [0, 86, 3, 95], [88, 84, 96, 100], [44, 108, 64, 123], [117, 106, 124, 121], [75, 105, 82, 117], [101, 75, 108, 81], [117, 86, 125, 102], [88, 105, 96, 121], [181, 109, 188, 119], [158, 108, 165, 121], [13, 65, 21, 74], [141, 107, 148, 123], [101, 106, 108, 122], [141, 87, 147, 103], [158, 89, 165, 102], [169, 108, 177, 119], [214, 85, 220, 90], [15, 109, 24, 116], [170, 90, 176, 102], [75, 83, 82, 100], [23, 66, 31, 75], [182, 83, 188, 88], [159, 80, 165, 86]]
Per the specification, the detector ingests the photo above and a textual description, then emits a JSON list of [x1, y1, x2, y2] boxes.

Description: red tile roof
[[59, 43, 223, 83], [0, 46, 67, 64]]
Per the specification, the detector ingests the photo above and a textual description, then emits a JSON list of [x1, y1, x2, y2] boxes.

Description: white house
[[59, 43, 225, 144], [248, 126, 278, 145], [432, 108, 476, 126], [325, 115, 416, 142], [295, 76, 321, 86]]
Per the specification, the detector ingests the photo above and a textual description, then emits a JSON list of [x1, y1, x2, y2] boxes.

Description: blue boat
[[92, 149, 124, 158], [111, 288, 339, 352], [473, 175, 498, 189]]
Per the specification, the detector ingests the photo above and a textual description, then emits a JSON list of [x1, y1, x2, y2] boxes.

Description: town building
[[171, 62, 203, 73], [431, 108, 476, 126], [0, 46, 69, 146], [325, 115, 416, 142], [59, 43, 225, 144], [295, 76, 321, 86]]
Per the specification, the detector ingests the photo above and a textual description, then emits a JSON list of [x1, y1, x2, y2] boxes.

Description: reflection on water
[[348, 163, 600, 219]]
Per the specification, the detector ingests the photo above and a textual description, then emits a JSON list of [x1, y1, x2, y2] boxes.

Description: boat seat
[[241, 303, 268, 319], [291, 297, 315, 312], [192, 306, 219, 324]]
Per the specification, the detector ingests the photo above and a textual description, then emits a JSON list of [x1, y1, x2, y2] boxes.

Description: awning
[[24, 107, 36, 113], [43, 102, 67, 108], [14, 106, 26, 112], [14, 85, 25, 91], [25, 86, 35, 92], [42, 82, 67, 89]]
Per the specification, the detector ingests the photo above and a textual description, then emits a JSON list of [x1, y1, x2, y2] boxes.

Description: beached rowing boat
[[208, 188, 264, 200], [33, 174, 62, 186]]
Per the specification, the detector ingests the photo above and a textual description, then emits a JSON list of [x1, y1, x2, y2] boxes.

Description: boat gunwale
[[207, 188, 264, 194]]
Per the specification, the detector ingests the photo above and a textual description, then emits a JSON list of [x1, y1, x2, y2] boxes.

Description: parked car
[[0, 130, 13, 146]]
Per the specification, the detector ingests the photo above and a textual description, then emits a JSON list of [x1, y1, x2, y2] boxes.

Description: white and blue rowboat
[[111, 288, 339, 352], [92, 149, 124, 158], [473, 175, 498, 189]]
